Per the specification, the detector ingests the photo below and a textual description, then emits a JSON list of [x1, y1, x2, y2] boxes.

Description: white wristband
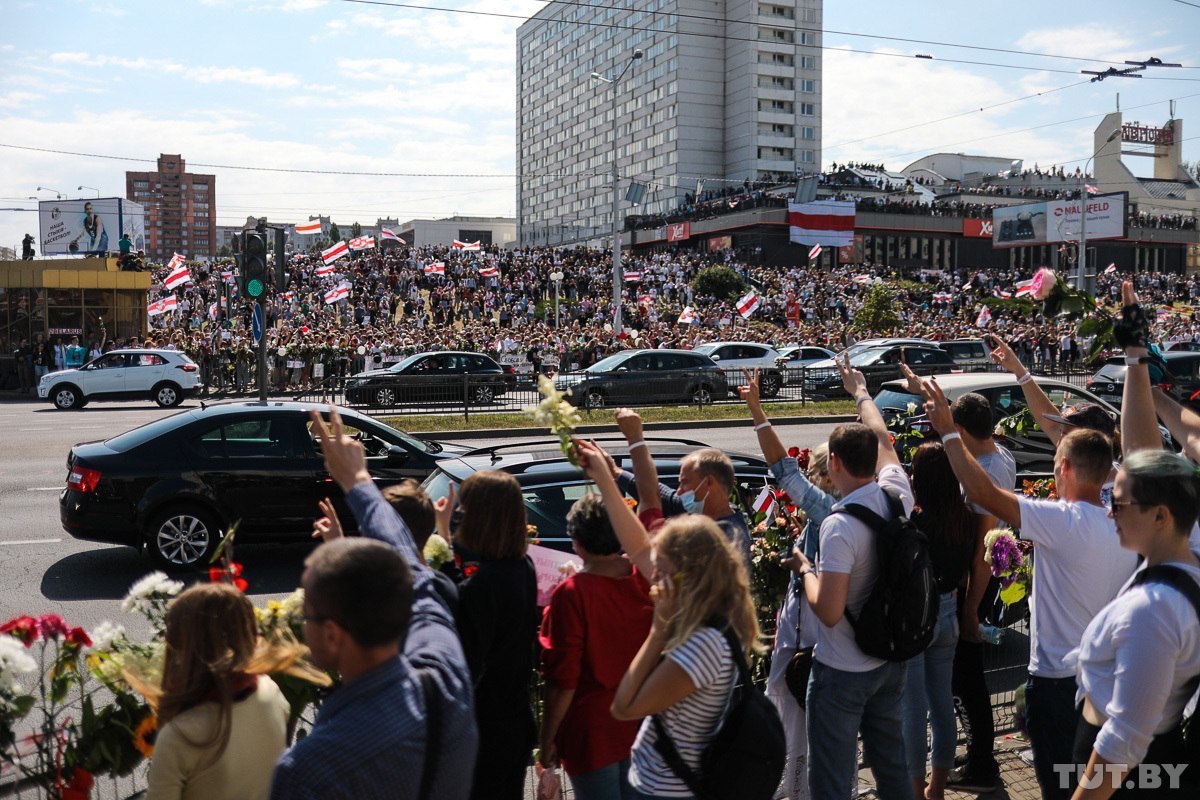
[[627, 440, 646, 452], [1016, 373, 1034, 385], [855, 395, 871, 407], [941, 432, 962, 444], [1124, 356, 1150, 367], [754, 421, 772, 431]]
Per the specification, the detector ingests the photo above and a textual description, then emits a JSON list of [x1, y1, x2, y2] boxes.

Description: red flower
[[59, 767, 94, 800], [228, 561, 243, 578], [208, 567, 225, 584], [787, 446, 800, 458], [232, 577, 248, 592], [36, 614, 69, 640], [1, 615, 40, 647], [65, 627, 92, 648], [463, 564, 479, 579]]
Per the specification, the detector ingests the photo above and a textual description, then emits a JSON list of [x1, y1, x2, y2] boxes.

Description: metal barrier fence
[[288, 360, 1098, 419]]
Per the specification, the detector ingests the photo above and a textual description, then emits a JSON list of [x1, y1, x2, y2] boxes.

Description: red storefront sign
[[963, 219, 994, 238], [666, 222, 691, 242]]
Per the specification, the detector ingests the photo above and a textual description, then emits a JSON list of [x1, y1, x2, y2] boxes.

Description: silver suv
[[938, 338, 992, 372], [38, 349, 201, 410]]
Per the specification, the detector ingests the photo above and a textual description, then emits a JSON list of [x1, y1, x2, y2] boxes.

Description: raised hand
[[985, 333, 1023, 375], [836, 353, 868, 399], [575, 439, 617, 486], [309, 406, 371, 493], [311, 497, 344, 541], [614, 407, 645, 442], [919, 378, 956, 438], [736, 368, 761, 407], [897, 350, 924, 395]]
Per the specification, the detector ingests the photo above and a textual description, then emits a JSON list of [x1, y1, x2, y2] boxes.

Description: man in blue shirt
[[65, 336, 87, 368], [271, 408, 478, 800]]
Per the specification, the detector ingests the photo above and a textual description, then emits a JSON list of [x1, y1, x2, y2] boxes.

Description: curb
[[420, 414, 858, 441]]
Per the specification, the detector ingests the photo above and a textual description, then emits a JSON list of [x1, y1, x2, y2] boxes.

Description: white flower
[[906, 402, 918, 416], [0, 636, 37, 683], [121, 571, 184, 614], [88, 621, 126, 653], [279, 588, 305, 619]]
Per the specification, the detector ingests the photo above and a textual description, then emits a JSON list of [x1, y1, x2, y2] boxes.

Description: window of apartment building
[[759, 75, 794, 89], [761, 122, 794, 136], [133, 181, 149, 190], [800, 55, 817, 69], [760, 51, 794, 66], [801, 126, 816, 140], [760, 99, 794, 113], [757, 146, 794, 160], [800, 102, 815, 115], [758, 27, 794, 43], [800, 149, 816, 164], [799, 32, 816, 45], [800, 79, 815, 92], [760, 4, 794, 18], [799, 7, 818, 23]]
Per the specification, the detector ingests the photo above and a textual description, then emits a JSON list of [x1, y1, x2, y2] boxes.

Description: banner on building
[[788, 200, 855, 248], [667, 222, 691, 242], [991, 193, 1126, 248], [963, 219, 994, 238], [707, 235, 733, 252], [39, 198, 146, 256]]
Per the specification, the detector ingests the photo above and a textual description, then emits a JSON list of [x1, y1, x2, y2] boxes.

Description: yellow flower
[[133, 713, 157, 759]]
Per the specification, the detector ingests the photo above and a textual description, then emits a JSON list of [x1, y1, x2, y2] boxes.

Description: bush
[[691, 266, 745, 302], [853, 282, 900, 333]]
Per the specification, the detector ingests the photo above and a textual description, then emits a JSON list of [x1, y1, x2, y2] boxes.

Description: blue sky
[[1, 0, 1198, 253]]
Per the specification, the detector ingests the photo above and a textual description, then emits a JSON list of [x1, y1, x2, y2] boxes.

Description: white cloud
[[47, 51, 300, 89], [1014, 24, 1137, 62]]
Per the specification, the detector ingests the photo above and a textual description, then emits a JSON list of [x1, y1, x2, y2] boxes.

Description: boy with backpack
[[788, 357, 931, 800]]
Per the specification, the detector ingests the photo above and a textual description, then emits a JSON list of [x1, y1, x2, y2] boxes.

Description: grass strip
[[385, 400, 857, 433]]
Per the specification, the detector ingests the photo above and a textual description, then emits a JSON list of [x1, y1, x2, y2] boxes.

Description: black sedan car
[[552, 349, 729, 409], [344, 351, 515, 407], [60, 401, 466, 568], [803, 345, 956, 398], [1085, 351, 1200, 407]]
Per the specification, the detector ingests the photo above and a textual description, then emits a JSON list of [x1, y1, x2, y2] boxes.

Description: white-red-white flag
[[295, 221, 322, 235], [975, 306, 992, 327], [148, 295, 178, 317], [380, 227, 401, 242], [147, 298, 163, 317], [452, 240, 481, 251], [677, 306, 696, 324], [348, 235, 375, 251], [424, 262, 445, 275], [752, 483, 776, 519], [808, 244, 822, 260], [623, 271, 642, 282], [1085, 184, 1099, 195], [324, 284, 350, 304], [478, 265, 498, 278], [164, 262, 191, 290], [1104, 263, 1117, 274], [993, 289, 1013, 299], [1014, 279, 1035, 297], [736, 290, 760, 318], [166, 252, 185, 271], [932, 292, 953, 302], [852, 275, 872, 286], [321, 240, 349, 265], [221, 269, 234, 282], [788, 199, 855, 248], [316, 264, 336, 277]]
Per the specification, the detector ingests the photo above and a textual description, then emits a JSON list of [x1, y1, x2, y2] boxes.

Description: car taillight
[[176, 364, 199, 372], [67, 465, 102, 494], [503, 366, 516, 375]]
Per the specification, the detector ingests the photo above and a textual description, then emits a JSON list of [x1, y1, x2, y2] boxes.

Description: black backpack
[[837, 488, 939, 661], [652, 622, 786, 800]]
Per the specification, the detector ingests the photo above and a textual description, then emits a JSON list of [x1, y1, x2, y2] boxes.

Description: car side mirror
[[710, 355, 720, 362], [616, 366, 628, 373], [386, 445, 409, 465]]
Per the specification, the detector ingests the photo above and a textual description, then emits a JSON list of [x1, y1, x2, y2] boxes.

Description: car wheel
[[374, 387, 396, 407], [471, 385, 495, 405], [53, 385, 82, 410], [152, 382, 183, 408], [584, 390, 605, 410], [691, 385, 713, 405], [760, 373, 782, 398], [147, 505, 221, 569]]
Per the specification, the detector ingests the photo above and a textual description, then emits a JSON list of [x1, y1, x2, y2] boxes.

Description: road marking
[[0, 538, 62, 546], [28, 487, 63, 491]]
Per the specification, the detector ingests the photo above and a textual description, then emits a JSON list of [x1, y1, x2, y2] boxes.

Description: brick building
[[125, 154, 217, 262]]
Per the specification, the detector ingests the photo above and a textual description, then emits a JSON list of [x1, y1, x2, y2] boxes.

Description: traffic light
[[242, 232, 268, 299]]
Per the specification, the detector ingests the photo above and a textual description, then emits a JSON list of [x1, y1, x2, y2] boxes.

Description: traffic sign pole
[[257, 300, 268, 402]]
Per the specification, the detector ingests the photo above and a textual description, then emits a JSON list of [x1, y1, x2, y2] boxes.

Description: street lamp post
[[591, 48, 643, 337], [550, 270, 564, 327], [77, 186, 100, 198], [36, 187, 64, 200], [1078, 128, 1121, 295]]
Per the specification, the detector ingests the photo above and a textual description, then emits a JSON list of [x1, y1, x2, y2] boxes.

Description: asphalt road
[[0, 397, 841, 639]]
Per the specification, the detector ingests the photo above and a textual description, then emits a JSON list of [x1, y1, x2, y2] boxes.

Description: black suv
[[803, 345, 956, 398], [60, 402, 466, 568], [421, 438, 771, 551], [553, 349, 730, 409], [344, 351, 515, 408]]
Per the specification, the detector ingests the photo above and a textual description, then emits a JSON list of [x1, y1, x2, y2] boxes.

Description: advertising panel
[[39, 198, 146, 256], [963, 219, 994, 238], [707, 235, 732, 252], [992, 194, 1125, 248], [666, 222, 691, 242]]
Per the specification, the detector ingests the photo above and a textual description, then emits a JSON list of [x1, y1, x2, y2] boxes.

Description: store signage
[[963, 219, 994, 238], [666, 222, 690, 242], [1121, 122, 1174, 146]]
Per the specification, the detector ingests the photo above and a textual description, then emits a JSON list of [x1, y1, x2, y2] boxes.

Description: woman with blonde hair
[[143, 582, 329, 800], [577, 440, 762, 800]]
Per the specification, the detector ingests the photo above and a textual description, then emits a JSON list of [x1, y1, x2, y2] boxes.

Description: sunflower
[[133, 713, 157, 759]]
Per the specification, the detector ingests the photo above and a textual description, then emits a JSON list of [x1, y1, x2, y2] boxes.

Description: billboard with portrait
[[991, 193, 1126, 248], [39, 198, 146, 256]]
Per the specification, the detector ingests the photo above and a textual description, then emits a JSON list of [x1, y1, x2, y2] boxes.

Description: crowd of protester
[[133, 282, 1200, 798]]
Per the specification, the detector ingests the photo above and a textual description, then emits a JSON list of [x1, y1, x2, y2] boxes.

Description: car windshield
[[586, 354, 631, 373], [389, 353, 426, 372], [103, 414, 189, 453], [339, 413, 433, 453]]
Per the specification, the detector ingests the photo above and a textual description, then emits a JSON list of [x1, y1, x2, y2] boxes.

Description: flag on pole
[[677, 306, 696, 324], [1104, 263, 1117, 274], [452, 240, 482, 251], [623, 271, 642, 282], [280, 291, 295, 300], [975, 306, 992, 328], [295, 221, 322, 235], [147, 295, 178, 317], [321, 240, 349, 265], [220, 269, 234, 282], [752, 483, 776, 519], [808, 244, 822, 260], [1014, 279, 1035, 297], [164, 262, 191, 290], [993, 289, 1013, 299], [932, 292, 953, 302], [852, 275, 872, 286], [166, 252, 185, 271], [478, 265, 498, 278], [324, 284, 350, 304], [788, 199, 856, 247], [1085, 184, 1099, 195], [348, 235, 375, 251], [380, 227, 401, 242], [316, 264, 336, 277], [638, 293, 653, 308], [736, 290, 760, 318], [424, 262, 445, 275]]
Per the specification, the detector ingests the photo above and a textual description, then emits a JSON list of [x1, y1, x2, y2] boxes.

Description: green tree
[[853, 282, 900, 334], [690, 266, 745, 302], [350, 221, 362, 238], [328, 223, 341, 242]]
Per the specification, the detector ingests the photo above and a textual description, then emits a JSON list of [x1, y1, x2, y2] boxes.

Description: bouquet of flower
[[983, 529, 1034, 605], [1022, 477, 1058, 500], [524, 375, 583, 465]]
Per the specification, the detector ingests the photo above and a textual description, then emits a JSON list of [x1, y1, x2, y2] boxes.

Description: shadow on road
[[31, 404, 203, 414], [41, 543, 312, 601]]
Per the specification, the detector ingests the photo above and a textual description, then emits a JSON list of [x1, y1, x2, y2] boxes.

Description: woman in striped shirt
[[578, 439, 761, 800]]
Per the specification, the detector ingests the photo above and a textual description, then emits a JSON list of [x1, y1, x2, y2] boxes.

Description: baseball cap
[[1041, 402, 1116, 437]]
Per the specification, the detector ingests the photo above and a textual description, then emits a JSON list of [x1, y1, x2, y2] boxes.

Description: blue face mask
[[679, 480, 707, 514]]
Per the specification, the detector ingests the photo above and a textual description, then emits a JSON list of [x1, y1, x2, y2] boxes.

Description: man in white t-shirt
[[922, 380, 1138, 800], [790, 362, 912, 800]]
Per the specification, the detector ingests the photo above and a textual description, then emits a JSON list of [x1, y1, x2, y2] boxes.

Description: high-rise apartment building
[[125, 154, 217, 262], [516, 0, 822, 247]]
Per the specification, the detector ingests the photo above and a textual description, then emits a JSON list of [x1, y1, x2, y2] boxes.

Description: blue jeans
[[1026, 675, 1081, 800], [806, 659, 910, 800], [903, 592, 960, 778], [570, 759, 636, 800]]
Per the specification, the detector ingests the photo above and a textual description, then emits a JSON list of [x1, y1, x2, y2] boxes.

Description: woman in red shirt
[[538, 494, 654, 799]]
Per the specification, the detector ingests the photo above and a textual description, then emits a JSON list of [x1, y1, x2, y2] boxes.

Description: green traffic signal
[[246, 278, 265, 298]]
